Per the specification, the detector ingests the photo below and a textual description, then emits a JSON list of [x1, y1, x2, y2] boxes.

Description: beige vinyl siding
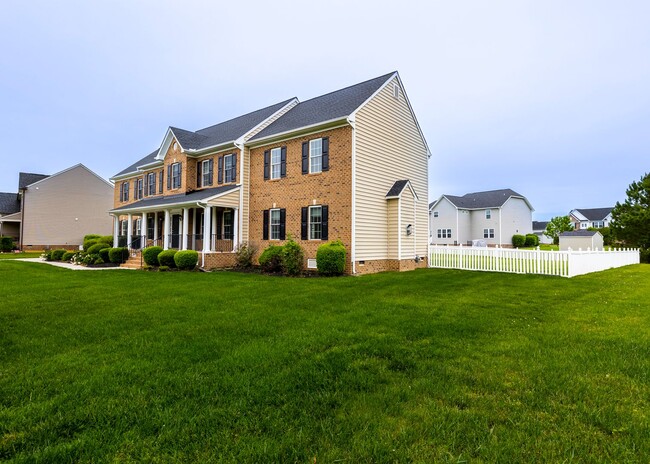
[[387, 199, 398, 259], [354, 76, 429, 260], [22, 165, 113, 247], [500, 197, 533, 244], [399, 188, 416, 258], [208, 189, 241, 208], [430, 197, 458, 245]]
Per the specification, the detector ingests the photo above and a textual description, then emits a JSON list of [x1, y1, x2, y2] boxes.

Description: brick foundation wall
[[202, 252, 237, 269], [354, 257, 428, 275]]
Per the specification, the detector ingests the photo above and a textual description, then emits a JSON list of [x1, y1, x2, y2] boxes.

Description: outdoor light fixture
[[406, 224, 412, 236]]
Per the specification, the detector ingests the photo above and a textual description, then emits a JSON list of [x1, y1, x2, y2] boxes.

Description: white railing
[[429, 245, 639, 278]]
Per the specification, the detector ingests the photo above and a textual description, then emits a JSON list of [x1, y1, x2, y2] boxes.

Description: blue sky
[[1, 0, 648, 219]]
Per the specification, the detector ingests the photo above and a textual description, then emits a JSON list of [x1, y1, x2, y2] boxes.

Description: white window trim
[[148, 173, 156, 195], [202, 159, 212, 187], [270, 147, 281, 180], [224, 154, 234, 183], [309, 205, 323, 240], [433, 211, 439, 218], [171, 162, 181, 190], [269, 208, 281, 240], [485, 209, 491, 219], [309, 138, 322, 174]]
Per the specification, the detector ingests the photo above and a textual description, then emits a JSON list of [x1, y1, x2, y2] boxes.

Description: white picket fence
[[429, 245, 640, 278]]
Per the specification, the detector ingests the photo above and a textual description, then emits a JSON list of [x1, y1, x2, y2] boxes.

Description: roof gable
[[385, 179, 418, 200], [18, 172, 49, 190], [571, 207, 613, 221], [442, 189, 531, 210]]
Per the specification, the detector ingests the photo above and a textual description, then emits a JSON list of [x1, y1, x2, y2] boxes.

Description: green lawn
[[0, 252, 41, 260], [1, 262, 649, 462]]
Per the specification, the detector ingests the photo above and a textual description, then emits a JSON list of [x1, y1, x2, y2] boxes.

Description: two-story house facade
[[569, 207, 613, 230], [109, 72, 430, 274], [429, 189, 534, 247]]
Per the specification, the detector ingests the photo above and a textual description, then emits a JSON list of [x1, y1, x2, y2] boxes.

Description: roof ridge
[[194, 98, 296, 135], [293, 72, 395, 106]]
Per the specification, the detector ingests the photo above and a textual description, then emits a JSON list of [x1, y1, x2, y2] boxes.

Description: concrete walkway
[[15, 258, 134, 270]]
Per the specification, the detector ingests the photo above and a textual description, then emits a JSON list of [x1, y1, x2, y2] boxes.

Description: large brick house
[[109, 72, 430, 274]]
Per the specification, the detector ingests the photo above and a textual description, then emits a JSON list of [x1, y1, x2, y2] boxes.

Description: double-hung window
[[270, 148, 281, 180], [309, 139, 322, 174], [202, 159, 213, 187], [433, 211, 439, 218], [120, 220, 128, 236], [136, 178, 143, 200], [224, 154, 234, 183], [171, 162, 181, 189], [269, 208, 281, 240], [223, 210, 233, 240], [120, 182, 130, 202], [437, 229, 452, 239], [484, 228, 495, 239], [147, 173, 156, 196], [485, 209, 491, 219], [309, 206, 322, 240]]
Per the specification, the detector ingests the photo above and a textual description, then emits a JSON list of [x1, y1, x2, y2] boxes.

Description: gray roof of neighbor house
[[0, 192, 21, 215], [572, 207, 613, 221], [532, 221, 549, 231], [560, 230, 599, 237], [442, 189, 529, 209], [18, 172, 49, 189], [385, 180, 411, 198], [110, 185, 239, 212], [113, 99, 296, 178], [250, 72, 395, 141]]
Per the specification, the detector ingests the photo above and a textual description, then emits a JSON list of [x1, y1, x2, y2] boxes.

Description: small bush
[[99, 247, 111, 263], [524, 234, 539, 247], [640, 248, 650, 264], [512, 235, 526, 248], [51, 249, 67, 261], [43, 250, 53, 261], [83, 239, 98, 251], [174, 250, 199, 270], [72, 252, 85, 265], [99, 235, 113, 245], [282, 238, 304, 276], [0, 236, 14, 252], [82, 254, 100, 266], [108, 247, 128, 264], [83, 234, 101, 242], [87, 243, 108, 255], [158, 249, 178, 268], [258, 245, 283, 273], [317, 240, 346, 276], [235, 242, 256, 268], [62, 251, 76, 262], [94, 257, 104, 265], [143, 246, 164, 266]]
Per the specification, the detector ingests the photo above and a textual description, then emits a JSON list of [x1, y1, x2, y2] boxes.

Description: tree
[[544, 215, 574, 245], [610, 172, 650, 250]]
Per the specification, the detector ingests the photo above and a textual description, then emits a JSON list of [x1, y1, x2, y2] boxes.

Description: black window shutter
[[218, 156, 223, 184], [279, 208, 286, 240], [263, 210, 269, 240], [322, 205, 329, 240], [216, 210, 222, 240], [230, 153, 237, 181], [322, 137, 329, 171], [208, 159, 214, 185], [301, 207, 308, 240], [302, 142, 309, 174], [167, 165, 172, 189], [179, 163, 182, 187], [281, 146, 287, 178], [159, 169, 163, 193], [120, 183, 124, 201], [197, 161, 202, 188], [126, 182, 129, 200], [144, 176, 148, 196], [153, 172, 157, 195], [263, 150, 270, 180]]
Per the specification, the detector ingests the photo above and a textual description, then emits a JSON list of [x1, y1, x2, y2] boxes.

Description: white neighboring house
[[569, 207, 613, 230], [429, 188, 534, 247], [559, 230, 604, 251], [532, 221, 553, 245]]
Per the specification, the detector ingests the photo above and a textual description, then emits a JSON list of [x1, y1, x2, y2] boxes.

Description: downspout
[[347, 116, 356, 274], [19, 188, 25, 250], [196, 201, 206, 268]]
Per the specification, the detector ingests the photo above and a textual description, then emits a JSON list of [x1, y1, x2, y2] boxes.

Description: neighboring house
[[569, 207, 613, 230], [2, 165, 114, 250], [109, 72, 430, 274], [532, 220, 553, 245], [0, 192, 21, 242], [429, 189, 534, 247], [559, 230, 604, 251]]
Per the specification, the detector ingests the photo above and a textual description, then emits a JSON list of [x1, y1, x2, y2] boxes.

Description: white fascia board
[[185, 141, 236, 157], [155, 128, 183, 161], [570, 209, 588, 221], [240, 98, 299, 143], [246, 117, 349, 148], [136, 160, 164, 171], [503, 195, 534, 212]]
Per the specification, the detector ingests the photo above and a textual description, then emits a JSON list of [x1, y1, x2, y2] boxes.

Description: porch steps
[[120, 250, 143, 269]]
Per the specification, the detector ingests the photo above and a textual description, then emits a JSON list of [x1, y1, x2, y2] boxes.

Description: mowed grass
[[0, 252, 41, 260], [1, 262, 649, 463]]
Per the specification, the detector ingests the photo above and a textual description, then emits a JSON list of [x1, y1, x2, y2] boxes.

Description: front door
[[171, 214, 181, 249]]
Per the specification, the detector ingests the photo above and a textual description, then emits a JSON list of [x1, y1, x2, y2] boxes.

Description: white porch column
[[142, 212, 148, 247], [112, 215, 119, 247], [153, 212, 158, 242], [182, 207, 189, 250], [232, 208, 239, 251], [191, 208, 196, 250], [202, 206, 212, 253], [163, 210, 171, 250], [211, 207, 217, 251], [127, 213, 133, 248]]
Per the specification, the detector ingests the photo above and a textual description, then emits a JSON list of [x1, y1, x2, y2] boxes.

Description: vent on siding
[[393, 83, 399, 99], [307, 258, 317, 269]]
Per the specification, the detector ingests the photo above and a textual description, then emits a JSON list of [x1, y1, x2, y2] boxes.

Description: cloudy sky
[[1, 0, 648, 219]]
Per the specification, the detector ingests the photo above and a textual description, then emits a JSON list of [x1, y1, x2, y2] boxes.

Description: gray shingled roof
[[573, 207, 613, 221], [560, 230, 599, 237], [111, 185, 239, 212], [18, 172, 49, 189], [386, 180, 410, 198], [250, 72, 396, 141], [532, 221, 549, 231], [444, 189, 526, 209], [113, 99, 295, 178], [0, 192, 21, 215]]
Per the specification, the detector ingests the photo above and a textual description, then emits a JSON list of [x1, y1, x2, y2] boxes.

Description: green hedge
[[108, 247, 128, 264], [51, 249, 67, 261], [524, 234, 539, 247], [143, 246, 163, 266], [83, 234, 101, 242], [258, 245, 283, 273], [281, 239, 304, 276], [62, 251, 76, 262], [158, 249, 177, 268], [0, 236, 14, 252], [512, 235, 526, 248], [99, 247, 111, 263], [174, 250, 199, 270], [87, 243, 108, 255], [316, 240, 346, 276]]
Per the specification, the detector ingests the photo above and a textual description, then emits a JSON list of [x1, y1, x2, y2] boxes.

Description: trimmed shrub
[[282, 238, 304, 276], [99, 235, 113, 245], [42, 250, 53, 261], [158, 249, 178, 268], [174, 250, 199, 270], [99, 247, 111, 263], [235, 242, 256, 268], [158, 266, 170, 272], [512, 235, 526, 248], [87, 243, 108, 255], [72, 252, 85, 265], [258, 245, 283, 273], [108, 247, 128, 264], [51, 249, 67, 261], [524, 234, 539, 247], [143, 246, 163, 266], [316, 240, 346, 276], [94, 257, 104, 265], [82, 254, 100, 266], [0, 236, 14, 252], [83, 234, 101, 242], [62, 251, 76, 262], [83, 239, 98, 251]]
